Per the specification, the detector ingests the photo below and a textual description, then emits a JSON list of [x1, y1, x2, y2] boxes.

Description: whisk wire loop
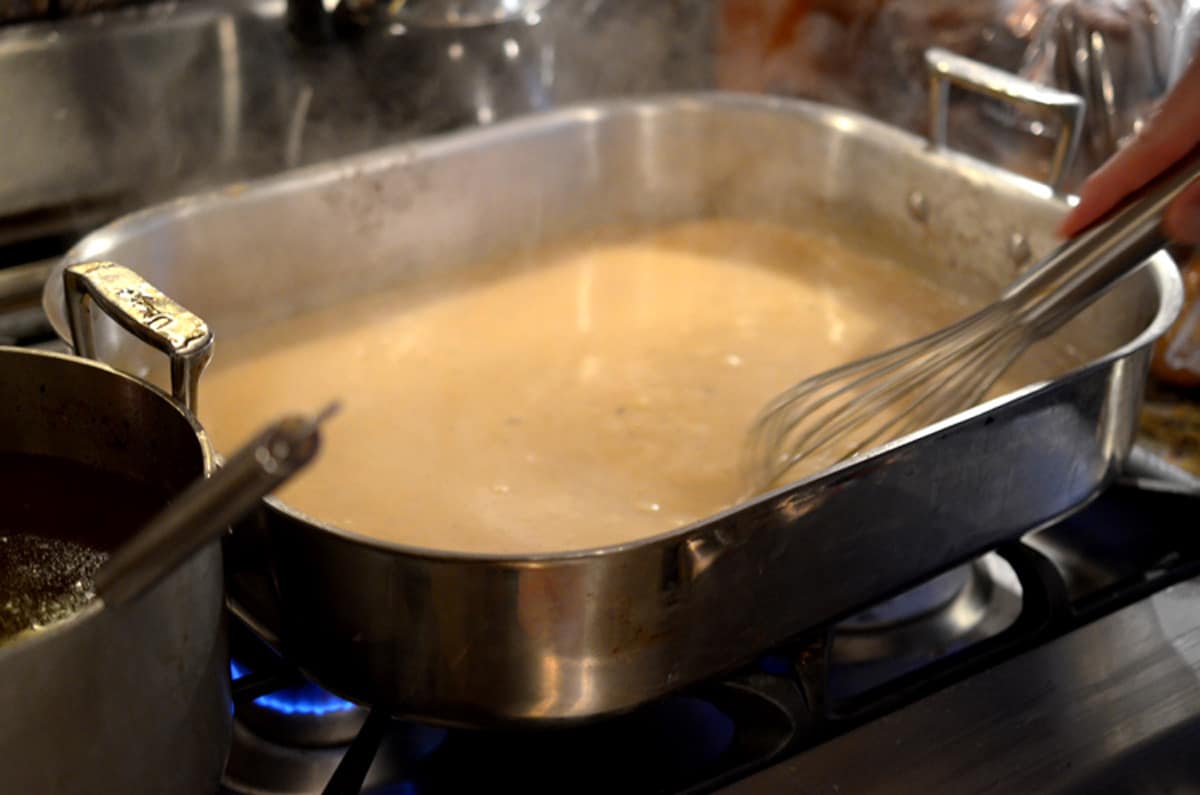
[[745, 142, 1200, 493], [747, 304, 1021, 488]]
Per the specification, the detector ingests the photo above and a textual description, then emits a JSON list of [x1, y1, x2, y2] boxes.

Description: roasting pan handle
[[64, 261, 213, 414], [925, 47, 1086, 194]]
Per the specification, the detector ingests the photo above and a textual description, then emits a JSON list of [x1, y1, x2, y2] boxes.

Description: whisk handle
[[1002, 142, 1200, 337]]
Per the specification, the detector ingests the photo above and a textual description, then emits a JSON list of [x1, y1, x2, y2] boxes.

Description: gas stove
[[3, 4, 1200, 792], [216, 481, 1200, 795]]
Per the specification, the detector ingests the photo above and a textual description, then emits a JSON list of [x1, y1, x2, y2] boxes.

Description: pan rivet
[[1007, 232, 1031, 267], [907, 191, 929, 223]]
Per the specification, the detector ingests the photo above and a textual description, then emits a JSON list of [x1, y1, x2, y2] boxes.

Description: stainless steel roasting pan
[[42, 54, 1183, 727]]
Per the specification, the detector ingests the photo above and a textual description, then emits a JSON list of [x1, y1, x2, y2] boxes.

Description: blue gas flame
[[230, 659, 359, 716]]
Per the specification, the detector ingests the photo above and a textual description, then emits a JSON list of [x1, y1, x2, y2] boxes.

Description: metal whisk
[[745, 144, 1200, 492]]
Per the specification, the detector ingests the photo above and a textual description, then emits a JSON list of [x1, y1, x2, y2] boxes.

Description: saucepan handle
[[63, 261, 213, 414], [924, 46, 1087, 194]]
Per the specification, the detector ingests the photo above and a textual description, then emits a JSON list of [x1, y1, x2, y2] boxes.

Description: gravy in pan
[[200, 219, 1077, 554]]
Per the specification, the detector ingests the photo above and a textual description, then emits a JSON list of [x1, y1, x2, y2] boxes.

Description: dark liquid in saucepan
[[0, 452, 172, 644]]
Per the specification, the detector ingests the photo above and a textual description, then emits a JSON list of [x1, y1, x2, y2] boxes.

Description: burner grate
[[221, 638, 799, 795], [222, 484, 1200, 795]]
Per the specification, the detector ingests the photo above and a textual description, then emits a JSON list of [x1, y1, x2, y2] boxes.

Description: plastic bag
[[716, 0, 1190, 190], [1012, 0, 1183, 186], [717, 0, 1038, 132]]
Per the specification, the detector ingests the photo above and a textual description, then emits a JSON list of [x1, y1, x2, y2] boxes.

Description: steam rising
[[1, 0, 717, 232]]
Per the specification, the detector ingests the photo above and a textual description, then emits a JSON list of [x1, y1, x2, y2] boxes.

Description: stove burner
[[824, 553, 1023, 701], [218, 483, 1200, 794], [231, 660, 358, 716], [222, 659, 797, 794], [836, 565, 974, 631], [231, 659, 371, 747], [408, 681, 798, 795], [222, 717, 449, 795], [832, 555, 1021, 661]]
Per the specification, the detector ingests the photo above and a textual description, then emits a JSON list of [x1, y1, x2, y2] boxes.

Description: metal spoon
[[0, 405, 335, 643], [95, 403, 338, 607]]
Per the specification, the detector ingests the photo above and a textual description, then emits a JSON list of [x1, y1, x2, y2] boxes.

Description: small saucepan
[[0, 262, 270, 794]]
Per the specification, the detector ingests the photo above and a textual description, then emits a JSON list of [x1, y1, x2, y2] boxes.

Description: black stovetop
[[220, 482, 1200, 795]]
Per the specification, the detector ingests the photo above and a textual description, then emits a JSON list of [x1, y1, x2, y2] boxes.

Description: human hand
[[1058, 53, 1200, 244]]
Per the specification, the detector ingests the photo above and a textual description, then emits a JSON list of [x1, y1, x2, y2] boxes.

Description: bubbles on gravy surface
[[198, 218, 1082, 555], [0, 535, 107, 643]]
